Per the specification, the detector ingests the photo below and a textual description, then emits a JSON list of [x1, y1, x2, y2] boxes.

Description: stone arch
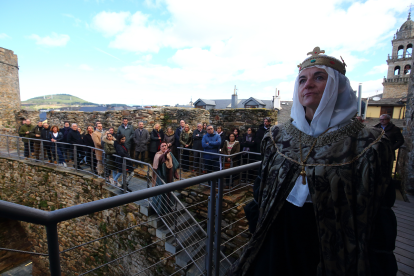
[[407, 44, 413, 57], [398, 45, 404, 56], [404, 64, 411, 75], [394, 66, 401, 75]]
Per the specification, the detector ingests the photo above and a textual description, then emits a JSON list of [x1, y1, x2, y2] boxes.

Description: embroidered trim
[[283, 118, 366, 147], [270, 123, 385, 167]]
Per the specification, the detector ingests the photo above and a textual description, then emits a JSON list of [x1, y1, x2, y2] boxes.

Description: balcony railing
[[388, 53, 412, 60], [383, 76, 411, 83]]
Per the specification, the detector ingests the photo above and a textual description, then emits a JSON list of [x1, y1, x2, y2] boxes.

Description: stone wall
[[383, 82, 409, 98], [0, 157, 176, 275], [45, 107, 274, 135], [209, 108, 277, 133], [0, 47, 21, 128], [46, 108, 210, 132], [15, 110, 41, 129]]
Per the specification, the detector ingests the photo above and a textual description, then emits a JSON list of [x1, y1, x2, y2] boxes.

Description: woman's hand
[[227, 158, 231, 162], [185, 145, 189, 148]]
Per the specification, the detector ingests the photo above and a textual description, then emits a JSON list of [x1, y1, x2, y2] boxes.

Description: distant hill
[[22, 94, 98, 106]]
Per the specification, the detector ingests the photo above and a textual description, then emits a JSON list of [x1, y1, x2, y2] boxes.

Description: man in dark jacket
[[60, 121, 72, 162], [18, 119, 26, 137], [174, 120, 186, 162], [202, 125, 221, 175], [18, 119, 34, 158], [116, 118, 135, 153], [41, 122, 53, 162], [192, 123, 206, 173], [133, 121, 150, 166], [375, 114, 405, 157], [67, 123, 84, 169], [255, 117, 272, 150], [30, 121, 43, 160]]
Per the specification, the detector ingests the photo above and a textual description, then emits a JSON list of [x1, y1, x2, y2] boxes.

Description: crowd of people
[[17, 116, 272, 190]]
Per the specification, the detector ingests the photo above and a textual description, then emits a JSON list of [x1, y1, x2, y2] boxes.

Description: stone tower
[[383, 12, 414, 98], [0, 47, 20, 127]]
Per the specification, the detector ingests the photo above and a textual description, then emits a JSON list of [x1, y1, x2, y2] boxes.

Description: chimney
[[231, 85, 238, 108], [273, 89, 281, 109]]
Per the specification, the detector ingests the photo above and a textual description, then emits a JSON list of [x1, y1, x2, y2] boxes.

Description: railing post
[[55, 143, 58, 163], [205, 178, 217, 275], [146, 165, 150, 189], [28, 139, 32, 158], [246, 153, 250, 183], [46, 223, 62, 276], [41, 140, 45, 163], [16, 138, 20, 159], [6, 136, 10, 157], [179, 148, 182, 180], [91, 148, 94, 174], [122, 158, 127, 193], [239, 153, 243, 184], [214, 177, 224, 276], [230, 158, 234, 189], [73, 145, 77, 170]]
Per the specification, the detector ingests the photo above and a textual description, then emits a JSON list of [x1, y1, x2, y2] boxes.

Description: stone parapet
[[209, 108, 277, 132]]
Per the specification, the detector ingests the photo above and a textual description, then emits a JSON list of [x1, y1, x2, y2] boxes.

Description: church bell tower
[[383, 10, 414, 98]]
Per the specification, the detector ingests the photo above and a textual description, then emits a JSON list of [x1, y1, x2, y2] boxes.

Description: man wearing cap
[[229, 47, 397, 276]]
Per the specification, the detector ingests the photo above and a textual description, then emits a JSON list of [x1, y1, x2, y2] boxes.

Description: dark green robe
[[228, 119, 397, 276]]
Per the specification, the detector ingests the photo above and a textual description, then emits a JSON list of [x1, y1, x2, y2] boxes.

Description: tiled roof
[[368, 98, 405, 106]]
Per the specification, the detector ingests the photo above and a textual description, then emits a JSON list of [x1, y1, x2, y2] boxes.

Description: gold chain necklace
[[269, 126, 385, 185], [298, 128, 331, 185]]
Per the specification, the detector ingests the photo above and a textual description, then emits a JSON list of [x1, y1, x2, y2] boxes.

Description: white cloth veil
[[290, 65, 357, 137], [287, 65, 357, 207]]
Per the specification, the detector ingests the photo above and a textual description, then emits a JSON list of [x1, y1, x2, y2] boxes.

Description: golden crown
[[297, 47, 347, 75]]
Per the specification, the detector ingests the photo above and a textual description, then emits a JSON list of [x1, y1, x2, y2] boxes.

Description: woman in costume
[[152, 142, 179, 215], [228, 47, 397, 276]]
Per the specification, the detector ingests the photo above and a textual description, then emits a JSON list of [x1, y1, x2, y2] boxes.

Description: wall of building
[[0, 48, 21, 128], [394, 106, 406, 119], [0, 157, 176, 275], [383, 82, 409, 98], [366, 106, 406, 119], [366, 106, 381, 118]]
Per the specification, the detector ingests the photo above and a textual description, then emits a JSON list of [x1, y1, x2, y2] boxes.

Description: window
[[245, 105, 259, 108], [407, 44, 413, 57], [394, 66, 401, 76], [404, 64, 411, 75], [195, 105, 206, 109], [380, 106, 394, 118], [398, 45, 404, 57]]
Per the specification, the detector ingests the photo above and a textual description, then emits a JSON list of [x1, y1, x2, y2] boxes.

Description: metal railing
[[0, 160, 260, 275], [0, 133, 261, 275], [178, 147, 260, 189]]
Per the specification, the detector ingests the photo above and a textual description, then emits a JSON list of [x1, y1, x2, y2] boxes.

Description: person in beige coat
[[92, 123, 104, 174]]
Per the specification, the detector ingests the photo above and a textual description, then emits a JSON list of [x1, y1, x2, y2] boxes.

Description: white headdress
[[290, 65, 357, 137]]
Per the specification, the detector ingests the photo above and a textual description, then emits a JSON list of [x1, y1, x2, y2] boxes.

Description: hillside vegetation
[[22, 94, 97, 106]]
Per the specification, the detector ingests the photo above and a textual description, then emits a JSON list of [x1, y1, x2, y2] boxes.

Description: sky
[[0, 0, 411, 106]]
